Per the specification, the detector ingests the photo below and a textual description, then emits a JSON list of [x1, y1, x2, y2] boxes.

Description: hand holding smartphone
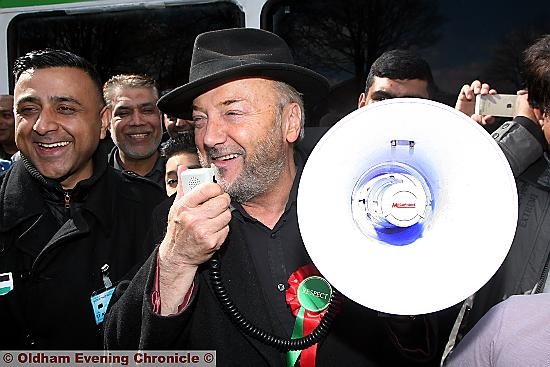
[[475, 94, 518, 117]]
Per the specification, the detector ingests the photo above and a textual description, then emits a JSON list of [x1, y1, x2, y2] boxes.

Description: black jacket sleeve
[[103, 248, 197, 349], [493, 116, 546, 177]]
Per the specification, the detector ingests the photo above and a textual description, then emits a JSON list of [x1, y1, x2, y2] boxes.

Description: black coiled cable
[[208, 257, 341, 352]]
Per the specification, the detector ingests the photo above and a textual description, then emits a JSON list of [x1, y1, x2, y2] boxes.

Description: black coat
[[443, 118, 550, 345], [104, 120, 548, 366], [424, 117, 550, 363], [464, 154, 550, 333], [104, 130, 440, 367], [105, 229, 417, 367], [0, 146, 165, 349]]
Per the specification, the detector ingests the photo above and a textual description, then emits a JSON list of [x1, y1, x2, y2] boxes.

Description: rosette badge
[[286, 265, 333, 367]]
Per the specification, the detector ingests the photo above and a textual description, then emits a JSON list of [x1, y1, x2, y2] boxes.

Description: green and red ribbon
[[285, 264, 333, 367]]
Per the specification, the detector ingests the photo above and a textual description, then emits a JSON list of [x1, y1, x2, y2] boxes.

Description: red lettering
[[392, 203, 416, 208]]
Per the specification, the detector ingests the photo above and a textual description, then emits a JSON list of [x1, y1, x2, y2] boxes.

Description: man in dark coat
[[0, 49, 165, 349], [104, 28, 449, 367], [104, 27, 548, 367], [454, 33, 550, 337], [443, 35, 550, 366]]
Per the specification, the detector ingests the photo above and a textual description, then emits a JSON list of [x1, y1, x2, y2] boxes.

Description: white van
[[0, 0, 262, 92], [1, 0, 549, 127]]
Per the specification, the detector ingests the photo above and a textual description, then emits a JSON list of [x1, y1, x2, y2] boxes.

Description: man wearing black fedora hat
[[104, 28, 438, 366]]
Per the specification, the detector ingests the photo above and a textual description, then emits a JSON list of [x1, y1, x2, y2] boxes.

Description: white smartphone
[[475, 94, 518, 117], [180, 166, 217, 193]]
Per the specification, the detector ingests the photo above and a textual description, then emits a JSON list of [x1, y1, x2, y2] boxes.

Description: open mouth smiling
[[37, 141, 70, 148], [212, 153, 240, 161], [128, 133, 150, 139]]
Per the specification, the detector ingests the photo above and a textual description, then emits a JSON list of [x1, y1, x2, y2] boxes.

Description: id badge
[[0, 272, 14, 296], [90, 286, 115, 325]]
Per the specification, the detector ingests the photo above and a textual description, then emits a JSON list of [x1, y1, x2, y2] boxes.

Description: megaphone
[[297, 98, 518, 315]]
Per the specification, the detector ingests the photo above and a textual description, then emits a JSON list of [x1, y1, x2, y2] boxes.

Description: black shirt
[[231, 162, 311, 336]]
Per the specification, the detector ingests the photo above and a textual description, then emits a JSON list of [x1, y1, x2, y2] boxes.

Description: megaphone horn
[[297, 98, 518, 315]]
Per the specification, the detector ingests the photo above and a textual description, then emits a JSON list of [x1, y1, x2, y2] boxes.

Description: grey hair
[[103, 74, 159, 107], [272, 80, 306, 141]]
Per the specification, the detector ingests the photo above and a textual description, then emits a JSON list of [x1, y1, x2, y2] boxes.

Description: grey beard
[[199, 127, 287, 203], [225, 146, 286, 203]]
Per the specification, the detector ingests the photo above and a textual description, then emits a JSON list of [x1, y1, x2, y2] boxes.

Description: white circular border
[[298, 98, 518, 315]]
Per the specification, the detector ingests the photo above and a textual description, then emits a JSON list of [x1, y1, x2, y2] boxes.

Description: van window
[[264, 0, 550, 126], [7, 1, 244, 92]]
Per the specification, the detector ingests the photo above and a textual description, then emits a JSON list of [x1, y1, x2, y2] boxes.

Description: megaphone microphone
[[298, 98, 518, 315]]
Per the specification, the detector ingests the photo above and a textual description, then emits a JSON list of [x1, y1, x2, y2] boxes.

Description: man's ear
[[533, 107, 546, 127], [284, 102, 302, 144], [358, 92, 367, 108], [99, 106, 112, 139]]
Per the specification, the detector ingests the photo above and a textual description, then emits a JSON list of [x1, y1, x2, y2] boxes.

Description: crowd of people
[[0, 27, 549, 366]]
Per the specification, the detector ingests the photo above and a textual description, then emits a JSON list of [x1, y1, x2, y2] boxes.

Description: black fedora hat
[[157, 28, 330, 118]]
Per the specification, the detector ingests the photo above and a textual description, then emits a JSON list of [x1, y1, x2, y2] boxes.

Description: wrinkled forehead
[[192, 78, 279, 109]]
